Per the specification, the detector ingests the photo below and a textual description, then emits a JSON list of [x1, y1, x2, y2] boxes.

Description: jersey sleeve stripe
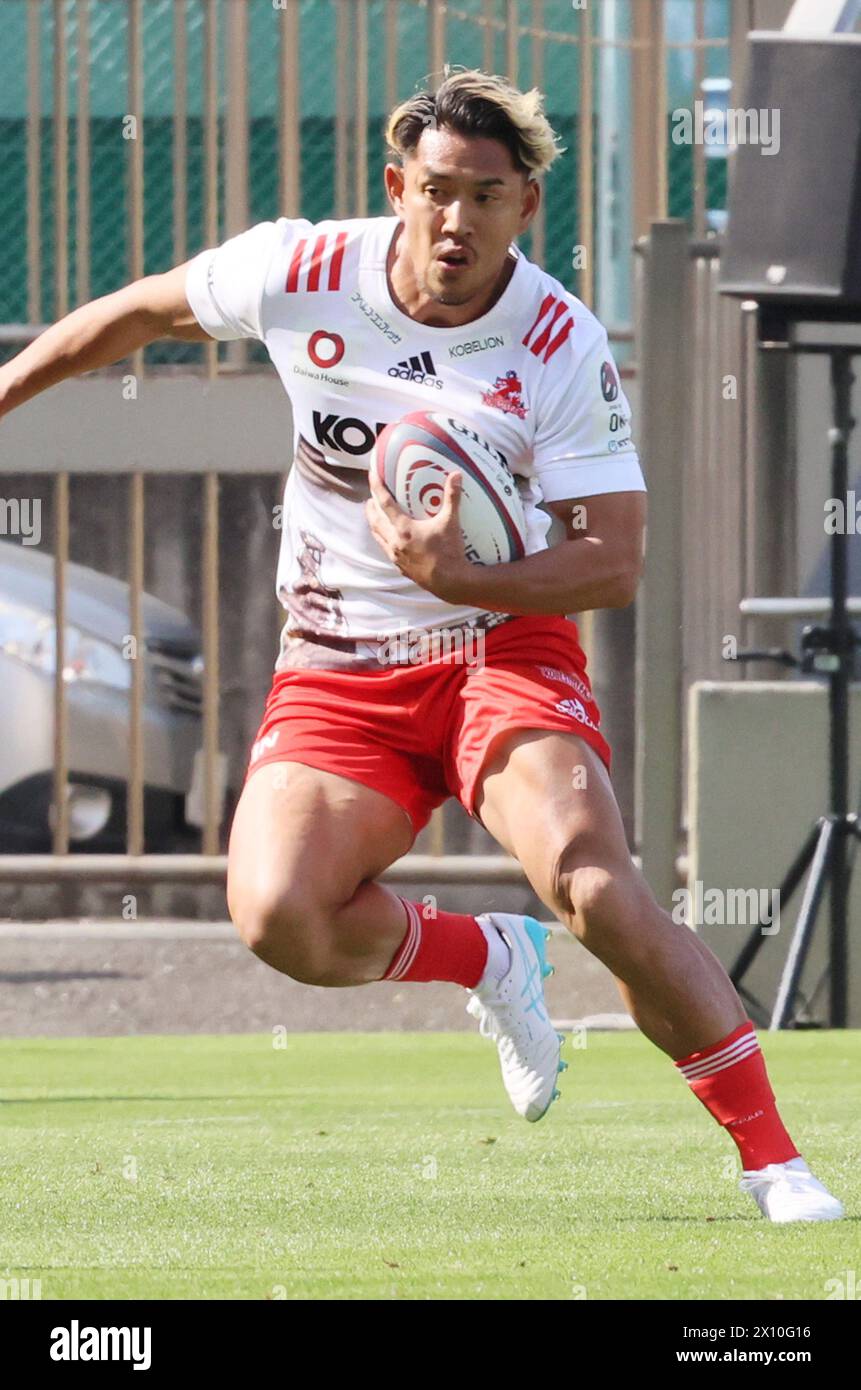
[[528, 300, 569, 358], [541, 316, 575, 363], [328, 231, 348, 289], [522, 292, 557, 348], [285, 238, 307, 292], [307, 234, 329, 291]]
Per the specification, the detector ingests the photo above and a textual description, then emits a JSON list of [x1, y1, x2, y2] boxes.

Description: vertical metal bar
[[719, 291, 745, 682], [740, 302, 757, 640], [630, 0, 666, 237], [701, 261, 714, 684], [225, 0, 248, 238], [52, 472, 70, 855], [629, 0, 654, 239], [575, 1, 595, 669], [335, 0, 349, 217], [202, 472, 221, 855], [225, 0, 248, 366], [76, 0, 90, 305], [693, 0, 706, 238], [578, 0, 594, 306], [717, 287, 737, 687], [54, 0, 69, 319], [483, 0, 495, 72], [173, 0, 188, 263], [633, 224, 690, 907], [530, 0, 546, 267], [355, 0, 368, 218], [201, 0, 221, 855], [505, 0, 518, 82], [655, 0, 668, 219], [733, 309, 748, 658], [52, 5, 70, 860], [385, 0, 398, 115], [128, 0, 144, 377], [730, 0, 756, 94], [429, 0, 446, 81], [706, 259, 721, 678], [681, 260, 695, 698], [203, 0, 218, 378], [27, 0, 42, 323], [728, 0, 754, 221], [689, 259, 707, 689], [747, 328, 797, 657], [127, 473, 145, 856], [279, 0, 300, 217], [126, 0, 146, 857], [827, 351, 852, 1028]]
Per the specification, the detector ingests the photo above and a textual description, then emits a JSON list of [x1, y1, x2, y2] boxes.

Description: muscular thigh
[[474, 730, 634, 907], [226, 761, 414, 925]]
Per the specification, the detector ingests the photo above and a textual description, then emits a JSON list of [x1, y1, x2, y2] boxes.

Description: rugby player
[[0, 69, 841, 1223]]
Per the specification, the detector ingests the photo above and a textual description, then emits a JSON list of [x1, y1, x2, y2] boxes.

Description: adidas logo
[[387, 352, 443, 389]]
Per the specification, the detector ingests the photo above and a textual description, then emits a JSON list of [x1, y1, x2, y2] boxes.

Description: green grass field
[[0, 1031, 858, 1300]]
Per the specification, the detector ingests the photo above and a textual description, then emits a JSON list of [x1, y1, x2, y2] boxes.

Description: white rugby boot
[[466, 913, 567, 1122], [739, 1157, 844, 1223]]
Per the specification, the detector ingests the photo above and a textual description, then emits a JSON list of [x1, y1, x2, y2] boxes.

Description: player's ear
[[518, 176, 540, 234], [384, 161, 406, 213]]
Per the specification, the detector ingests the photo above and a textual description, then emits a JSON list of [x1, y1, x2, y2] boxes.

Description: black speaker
[[720, 34, 861, 314]]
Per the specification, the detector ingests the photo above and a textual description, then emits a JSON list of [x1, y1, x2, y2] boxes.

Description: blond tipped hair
[[385, 67, 565, 177]]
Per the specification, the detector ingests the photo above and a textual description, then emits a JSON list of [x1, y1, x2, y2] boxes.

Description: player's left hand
[[366, 468, 471, 601]]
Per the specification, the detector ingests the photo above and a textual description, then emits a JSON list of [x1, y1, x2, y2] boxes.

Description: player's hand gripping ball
[[370, 411, 527, 575]]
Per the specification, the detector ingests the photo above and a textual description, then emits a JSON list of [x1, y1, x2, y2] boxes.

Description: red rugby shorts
[[244, 613, 611, 844]]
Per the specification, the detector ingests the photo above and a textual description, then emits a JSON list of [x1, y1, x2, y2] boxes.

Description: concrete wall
[[688, 680, 861, 1026]]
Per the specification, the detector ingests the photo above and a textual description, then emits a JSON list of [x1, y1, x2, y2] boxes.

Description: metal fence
[[0, 0, 743, 894], [0, 0, 733, 351]]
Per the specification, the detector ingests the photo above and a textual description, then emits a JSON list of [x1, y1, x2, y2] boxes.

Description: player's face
[[385, 127, 539, 314]]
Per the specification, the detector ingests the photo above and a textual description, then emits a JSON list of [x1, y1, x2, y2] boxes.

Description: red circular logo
[[308, 330, 345, 369], [418, 480, 446, 515]]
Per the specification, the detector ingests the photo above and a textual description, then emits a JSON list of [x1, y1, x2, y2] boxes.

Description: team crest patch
[[481, 369, 528, 419], [601, 360, 619, 403]]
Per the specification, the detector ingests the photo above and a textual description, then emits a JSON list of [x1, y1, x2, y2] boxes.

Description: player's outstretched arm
[[0, 260, 209, 420]]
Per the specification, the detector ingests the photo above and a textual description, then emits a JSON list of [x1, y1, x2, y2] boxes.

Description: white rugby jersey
[[185, 215, 646, 671]]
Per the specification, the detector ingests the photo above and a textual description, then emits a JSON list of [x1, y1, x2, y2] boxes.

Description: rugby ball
[[373, 410, 527, 565]]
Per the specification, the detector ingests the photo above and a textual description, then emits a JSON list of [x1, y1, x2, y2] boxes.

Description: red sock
[[381, 898, 488, 988], [675, 1021, 800, 1170]]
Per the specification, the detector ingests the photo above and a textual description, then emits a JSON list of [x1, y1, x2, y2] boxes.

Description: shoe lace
[[740, 1163, 813, 1189], [469, 997, 521, 1062]]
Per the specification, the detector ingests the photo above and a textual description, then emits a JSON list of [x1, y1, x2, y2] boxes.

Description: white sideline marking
[[0, 919, 238, 940], [552, 1013, 637, 1031], [0, 918, 568, 942]]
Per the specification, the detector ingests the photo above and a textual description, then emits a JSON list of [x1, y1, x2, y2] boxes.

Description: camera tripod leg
[[770, 817, 837, 1030], [729, 818, 823, 987]]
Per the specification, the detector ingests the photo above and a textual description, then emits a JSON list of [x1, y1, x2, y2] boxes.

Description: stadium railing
[[0, 0, 739, 899]]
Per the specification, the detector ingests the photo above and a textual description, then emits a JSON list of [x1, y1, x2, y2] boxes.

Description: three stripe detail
[[521, 292, 574, 363], [385, 898, 423, 980], [678, 1024, 760, 1081], [285, 231, 348, 293]]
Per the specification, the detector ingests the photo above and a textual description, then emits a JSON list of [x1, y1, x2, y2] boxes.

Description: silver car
[[0, 539, 229, 852]]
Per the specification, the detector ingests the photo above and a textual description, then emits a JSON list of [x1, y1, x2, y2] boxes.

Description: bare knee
[[227, 877, 333, 983], [551, 844, 656, 949]]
